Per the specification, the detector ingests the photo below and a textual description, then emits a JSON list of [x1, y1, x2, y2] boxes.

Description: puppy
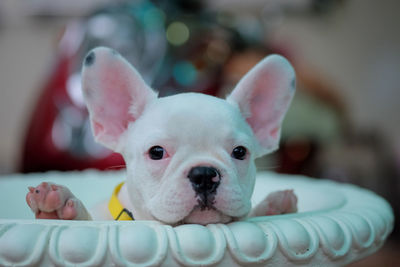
[[26, 47, 297, 225]]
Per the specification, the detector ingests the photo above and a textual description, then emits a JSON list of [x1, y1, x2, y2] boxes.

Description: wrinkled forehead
[[137, 93, 253, 142]]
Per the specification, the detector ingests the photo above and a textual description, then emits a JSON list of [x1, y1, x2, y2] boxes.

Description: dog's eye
[[148, 146, 165, 160], [232, 146, 247, 160]]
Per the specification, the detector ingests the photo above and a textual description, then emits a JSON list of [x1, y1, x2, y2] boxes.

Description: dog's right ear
[[227, 54, 295, 157], [81, 47, 157, 152]]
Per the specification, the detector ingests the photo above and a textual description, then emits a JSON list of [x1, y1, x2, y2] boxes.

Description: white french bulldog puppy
[[26, 47, 297, 225]]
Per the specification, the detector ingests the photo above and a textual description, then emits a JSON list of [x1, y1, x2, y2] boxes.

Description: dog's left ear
[[81, 47, 157, 152], [227, 54, 295, 157]]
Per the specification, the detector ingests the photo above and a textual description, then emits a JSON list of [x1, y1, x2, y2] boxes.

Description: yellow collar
[[108, 182, 134, 220]]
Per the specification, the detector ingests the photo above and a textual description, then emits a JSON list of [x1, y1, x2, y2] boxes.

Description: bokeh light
[[166, 21, 190, 46], [206, 39, 231, 64], [173, 61, 197, 86]]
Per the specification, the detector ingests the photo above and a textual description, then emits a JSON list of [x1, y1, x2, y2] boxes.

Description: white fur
[[118, 94, 256, 224], [81, 47, 295, 225]]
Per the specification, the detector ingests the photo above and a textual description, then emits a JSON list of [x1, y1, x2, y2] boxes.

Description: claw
[[66, 200, 74, 207]]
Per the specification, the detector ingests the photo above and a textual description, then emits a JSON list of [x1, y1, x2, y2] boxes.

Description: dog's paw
[[251, 189, 298, 217], [26, 182, 83, 220]]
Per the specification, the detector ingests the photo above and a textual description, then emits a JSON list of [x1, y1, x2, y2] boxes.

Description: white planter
[[0, 171, 394, 266]]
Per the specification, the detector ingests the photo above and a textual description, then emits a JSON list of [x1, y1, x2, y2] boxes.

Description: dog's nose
[[187, 166, 221, 194]]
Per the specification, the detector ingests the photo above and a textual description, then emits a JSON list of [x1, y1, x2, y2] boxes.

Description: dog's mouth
[[181, 204, 232, 225], [196, 192, 216, 211]]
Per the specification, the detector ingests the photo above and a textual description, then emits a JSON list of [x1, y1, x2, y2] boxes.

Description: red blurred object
[[20, 33, 125, 173]]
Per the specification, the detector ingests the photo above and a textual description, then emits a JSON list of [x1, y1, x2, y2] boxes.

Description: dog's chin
[[182, 207, 232, 225]]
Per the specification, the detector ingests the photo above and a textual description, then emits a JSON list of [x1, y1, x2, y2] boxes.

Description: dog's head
[[81, 47, 295, 225]]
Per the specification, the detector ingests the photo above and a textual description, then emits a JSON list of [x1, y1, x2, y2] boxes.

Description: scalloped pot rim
[[0, 171, 394, 267]]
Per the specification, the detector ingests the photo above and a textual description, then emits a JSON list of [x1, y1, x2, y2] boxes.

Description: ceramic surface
[[0, 171, 394, 266]]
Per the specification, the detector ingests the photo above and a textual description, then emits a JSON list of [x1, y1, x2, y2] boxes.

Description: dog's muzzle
[[187, 166, 221, 209]]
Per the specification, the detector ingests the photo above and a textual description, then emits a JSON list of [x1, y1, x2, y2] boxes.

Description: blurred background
[[0, 0, 399, 265]]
